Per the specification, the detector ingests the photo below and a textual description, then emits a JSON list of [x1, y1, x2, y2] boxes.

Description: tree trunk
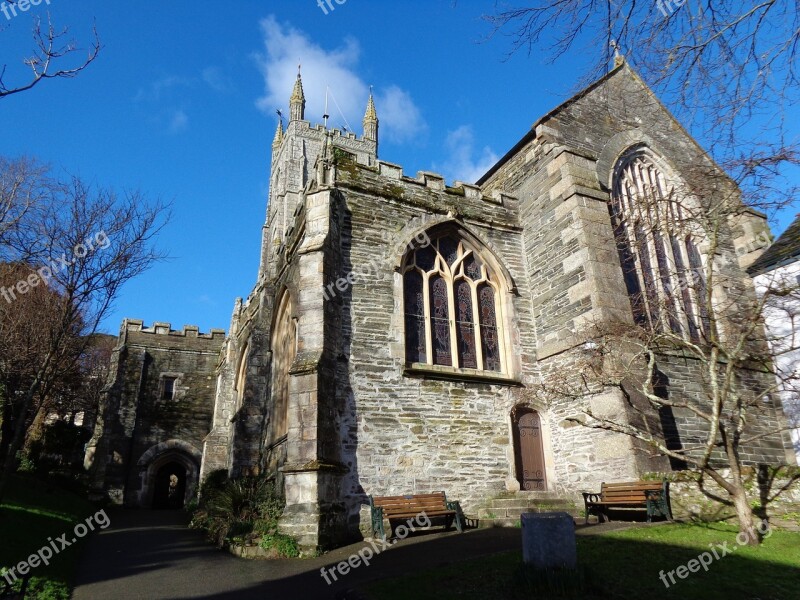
[[0, 390, 13, 465], [732, 483, 760, 546], [23, 405, 48, 454], [0, 386, 37, 503]]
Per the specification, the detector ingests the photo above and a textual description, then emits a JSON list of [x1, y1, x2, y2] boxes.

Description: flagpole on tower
[[323, 86, 330, 129]]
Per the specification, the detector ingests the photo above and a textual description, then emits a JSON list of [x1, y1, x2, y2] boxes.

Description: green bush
[[253, 517, 277, 536], [190, 475, 297, 552], [197, 469, 229, 503], [24, 576, 71, 600], [16, 450, 36, 473], [184, 497, 199, 514], [259, 532, 300, 558]]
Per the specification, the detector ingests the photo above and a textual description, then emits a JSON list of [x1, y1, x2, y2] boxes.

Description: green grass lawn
[[0, 475, 98, 600], [364, 523, 800, 600]]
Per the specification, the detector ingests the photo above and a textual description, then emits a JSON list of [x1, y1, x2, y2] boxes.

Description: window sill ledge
[[403, 363, 521, 386]]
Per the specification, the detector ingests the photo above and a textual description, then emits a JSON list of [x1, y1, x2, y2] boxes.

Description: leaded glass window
[[611, 148, 709, 341], [455, 279, 477, 369], [402, 232, 505, 373], [479, 284, 501, 371], [430, 275, 452, 366], [404, 271, 426, 363]]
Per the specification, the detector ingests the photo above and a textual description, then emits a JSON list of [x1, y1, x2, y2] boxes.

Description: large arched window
[[611, 147, 709, 340], [403, 232, 504, 372], [234, 344, 250, 412], [270, 291, 296, 441]]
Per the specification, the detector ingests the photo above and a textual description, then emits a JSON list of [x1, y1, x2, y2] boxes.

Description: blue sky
[[1, 1, 796, 335]]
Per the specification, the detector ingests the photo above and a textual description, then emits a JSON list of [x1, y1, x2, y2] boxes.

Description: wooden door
[[514, 409, 547, 491]]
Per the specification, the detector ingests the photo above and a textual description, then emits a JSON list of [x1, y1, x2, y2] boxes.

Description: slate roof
[[748, 213, 800, 275]]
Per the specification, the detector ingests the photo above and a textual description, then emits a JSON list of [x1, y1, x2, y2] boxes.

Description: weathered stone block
[[521, 512, 577, 569]]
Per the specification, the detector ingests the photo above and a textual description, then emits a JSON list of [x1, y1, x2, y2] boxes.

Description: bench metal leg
[[370, 504, 386, 540], [446, 500, 465, 533]]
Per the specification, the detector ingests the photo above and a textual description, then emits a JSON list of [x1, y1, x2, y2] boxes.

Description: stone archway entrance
[[153, 461, 187, 509], [513, 408, 547, 491], [134, 440, 203, 508]]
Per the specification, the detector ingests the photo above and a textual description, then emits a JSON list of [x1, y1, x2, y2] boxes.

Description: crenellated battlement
[[272, 119, 377, 167], [332, 158, 519, 227], [373, 160, 516, 206], [122, 318, 225, 340]]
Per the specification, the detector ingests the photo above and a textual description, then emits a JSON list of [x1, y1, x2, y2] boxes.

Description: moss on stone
[[445, 186, 466, 197]]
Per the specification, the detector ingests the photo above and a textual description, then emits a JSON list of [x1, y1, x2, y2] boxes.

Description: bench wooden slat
[[382, 510, 454, 517], [582, 480, 672, 525], [369, 491, 465, 538]]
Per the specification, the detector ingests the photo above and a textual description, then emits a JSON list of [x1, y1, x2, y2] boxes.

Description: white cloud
[[433, 126, 498, 185], [169, 109, 189, 133], [375, 85, 427, 144], [202, 66, 232, 93], [254, 16, 425, 142], [134, 75, 191, 103]]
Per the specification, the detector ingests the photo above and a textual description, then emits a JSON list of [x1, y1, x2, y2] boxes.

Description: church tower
[[258, 73, 379, 280]]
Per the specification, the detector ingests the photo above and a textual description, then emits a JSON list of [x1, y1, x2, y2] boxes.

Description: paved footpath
[[73, 509, 642, 600]]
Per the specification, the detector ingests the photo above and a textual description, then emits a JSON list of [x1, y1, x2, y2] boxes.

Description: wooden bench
[[368, 491, 465, 539], [582, 480, 672, 524]]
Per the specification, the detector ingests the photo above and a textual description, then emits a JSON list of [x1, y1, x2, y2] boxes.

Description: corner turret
[[362, 91, 379, 156], [290, 68, 306, 122]]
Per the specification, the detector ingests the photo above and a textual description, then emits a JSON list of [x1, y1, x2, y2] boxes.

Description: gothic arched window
[[402, 233, 505, 372], [270, 291, 296, 441], [234, 344, 250, 412], [611, 148, 709, 341]]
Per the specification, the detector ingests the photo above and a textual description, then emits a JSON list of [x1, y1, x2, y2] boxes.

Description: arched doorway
[[152, 461, 187, 509], [513, 408, 547, 491], [135, 440, 202, 508]]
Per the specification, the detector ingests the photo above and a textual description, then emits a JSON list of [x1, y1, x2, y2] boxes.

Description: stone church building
[[86, 60, 795, 549]]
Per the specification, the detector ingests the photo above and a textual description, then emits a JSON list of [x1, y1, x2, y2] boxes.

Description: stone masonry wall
[[331, 160, 540, 536], [479, 62, 792, 487], [86, 320, 223, 506]]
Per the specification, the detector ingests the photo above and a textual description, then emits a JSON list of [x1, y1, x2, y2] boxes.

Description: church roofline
[[476, 62, 626, 186], [748, 212, 800, 276], [477, 61, 736, 191]]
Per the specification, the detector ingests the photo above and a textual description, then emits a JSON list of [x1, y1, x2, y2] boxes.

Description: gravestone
[[521, 512, 577, 569]]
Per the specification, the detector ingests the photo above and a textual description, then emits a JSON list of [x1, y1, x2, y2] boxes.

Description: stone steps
[[474, 492, 580, 528]]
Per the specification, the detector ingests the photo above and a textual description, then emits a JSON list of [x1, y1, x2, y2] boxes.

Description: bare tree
[[486, 2, 799, 198], [70, 333, 116, 427], [1, 13, 100, 99], [0, 156, 49, 250], [20, 332, 116, 455], [0, 261, 71, 467], [0, 158, 169, 501], [523, 157, 799, 545], [485, 0, 800, 547]]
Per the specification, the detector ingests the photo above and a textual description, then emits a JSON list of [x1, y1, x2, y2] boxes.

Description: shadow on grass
[[71, 514, 800, 600], [0, 475, 97, 600], [203, 529, 799, 600]]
